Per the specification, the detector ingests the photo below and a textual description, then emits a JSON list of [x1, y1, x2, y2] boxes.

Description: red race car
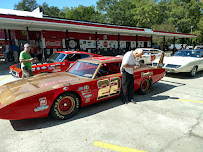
[[9, 51, 102, 78], [0, 54, 165, 120]]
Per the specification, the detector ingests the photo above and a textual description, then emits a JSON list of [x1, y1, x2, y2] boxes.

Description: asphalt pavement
[[0, 61, 203, 152]]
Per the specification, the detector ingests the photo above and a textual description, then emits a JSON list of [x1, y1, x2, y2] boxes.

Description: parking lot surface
[[0, 61, 203, 152]]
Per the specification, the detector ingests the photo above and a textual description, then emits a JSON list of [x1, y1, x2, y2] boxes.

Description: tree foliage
[[14, 0, 203, 44], [59, 5, 103, 22], [39, 2, 60, 17], [14, 0, 38, 11]]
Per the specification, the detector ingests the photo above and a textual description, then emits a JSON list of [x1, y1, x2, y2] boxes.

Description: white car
[[140, 48, 171, 64], [194, 45, 203, 49], [152, 49, 203, 77]]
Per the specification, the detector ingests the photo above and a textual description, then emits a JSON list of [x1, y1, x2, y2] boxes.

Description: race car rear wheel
[[189, 66, 197, 77], [50, 93, 80, 120], [137, 79, 151, 95]]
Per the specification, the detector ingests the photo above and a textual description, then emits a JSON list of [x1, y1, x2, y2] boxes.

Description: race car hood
[[154, 56, 199, 65], [0, 72, 88, 109]]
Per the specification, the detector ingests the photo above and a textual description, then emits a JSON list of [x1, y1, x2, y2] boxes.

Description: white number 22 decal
[[97, 77, 121, 100]]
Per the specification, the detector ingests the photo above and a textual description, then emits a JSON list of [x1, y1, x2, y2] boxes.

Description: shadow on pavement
[[9, 79, 182, 131]]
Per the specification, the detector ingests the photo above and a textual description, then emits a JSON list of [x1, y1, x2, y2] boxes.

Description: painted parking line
[[93, 141, 147, 152], [178, 99, 203, 104], [0, 75, 11, 81]]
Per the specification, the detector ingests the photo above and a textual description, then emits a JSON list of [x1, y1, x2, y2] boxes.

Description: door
[[126, 42, 131, 51], [144, 42, 148, 48]]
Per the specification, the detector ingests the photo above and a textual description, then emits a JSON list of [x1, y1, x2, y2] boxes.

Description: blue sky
[[1, 0, 98, 10]]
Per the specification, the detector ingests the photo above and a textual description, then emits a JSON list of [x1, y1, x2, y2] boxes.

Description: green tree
[[14, 0, 38, 11], [39, 2, 60, 17], [59, 5, 104, 23], [152, 21, 177, 46], [97, 0, 136, 26], [167, 0, 202, 33]]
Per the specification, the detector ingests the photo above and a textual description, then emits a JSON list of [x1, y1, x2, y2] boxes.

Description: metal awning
[[0, 13, 197, 38]]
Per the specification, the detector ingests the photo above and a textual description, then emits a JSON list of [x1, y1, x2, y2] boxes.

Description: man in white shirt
[[120, 48, 143, 104]]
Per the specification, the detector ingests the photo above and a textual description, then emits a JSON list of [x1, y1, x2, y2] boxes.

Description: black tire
[[189, 66, 197, 77], [137, 79, 152, 95], [50, 93, 80, 120], [139, 60, 144, 64]]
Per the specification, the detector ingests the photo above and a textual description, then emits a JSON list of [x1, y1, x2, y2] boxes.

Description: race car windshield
[[67, 61, 99, 78], [174, 50, 201, 58], [47, 53, 66, 62]]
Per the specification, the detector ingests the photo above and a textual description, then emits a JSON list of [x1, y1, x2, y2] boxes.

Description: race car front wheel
[[137, 79, 152, 95], [50, 93, 80, 120]]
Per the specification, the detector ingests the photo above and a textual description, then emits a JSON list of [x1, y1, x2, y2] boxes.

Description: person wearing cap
[[120, 48, 143, 104], [19, 43, 36, 78]]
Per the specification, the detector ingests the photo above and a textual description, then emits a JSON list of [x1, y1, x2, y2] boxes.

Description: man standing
[[120, 48, 143, 104], [10, 41, 19, 63], [19, 43, 35, 78]]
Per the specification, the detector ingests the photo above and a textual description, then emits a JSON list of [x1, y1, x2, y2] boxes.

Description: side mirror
[[64, 59, 68, 62]]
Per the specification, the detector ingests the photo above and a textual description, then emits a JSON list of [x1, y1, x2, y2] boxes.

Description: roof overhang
[[0, 13, 197, 38]]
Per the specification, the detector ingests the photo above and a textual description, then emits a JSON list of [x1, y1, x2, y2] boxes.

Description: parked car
[[152, 49, 203, 77], [0, 54, 165, 120], [9, 51, 102, 78], [186, 46, 193, 49], [139, 48, 171, 64], [117, 48, 171, 65], [169, 44, 187, 50], [194, 45, 203, 49], [0, 52, 5, 62]]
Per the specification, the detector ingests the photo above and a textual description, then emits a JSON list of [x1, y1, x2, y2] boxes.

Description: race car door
[[94, 63, 122, 102]]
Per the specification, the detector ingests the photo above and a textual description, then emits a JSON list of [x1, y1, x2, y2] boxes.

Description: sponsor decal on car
[[48, 67, 55, 70], [37, 67, 40, 71], [63, 87, 69, 91], [56, 66, 61, 69], [32, 68, 35, 71], [58, 79, 72, 83], [40, 82, 56, 88], [34, 97, 49, 112], [77, 87, 83, 91], [84, 85, 89, 90], [41, 66, 47, 70], [53, 69, 61, 72], [40, 79, 72, 88], [84, 94, 92, 98], [85, 98, 90, 103], [141, 71, 153, 78]]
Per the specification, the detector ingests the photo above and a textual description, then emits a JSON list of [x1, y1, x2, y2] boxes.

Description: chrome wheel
[[190, 66, 197, 77]]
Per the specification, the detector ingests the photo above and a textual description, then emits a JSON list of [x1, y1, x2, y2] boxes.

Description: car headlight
[[152, 63, 157, 66]]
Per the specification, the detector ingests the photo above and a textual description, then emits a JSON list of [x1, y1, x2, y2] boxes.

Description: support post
[[4, 29, 7, 44], [118, 34, 120, 55], [26, 27, 30, 43], [163, 36, 165, 51], [173, 37, 176, 54], [136, 35, 138, 48], [151, 36, 153, 48], [66, 30, 69, 49], [8, 29, 12, 45], [95, 32, 98, 53]]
